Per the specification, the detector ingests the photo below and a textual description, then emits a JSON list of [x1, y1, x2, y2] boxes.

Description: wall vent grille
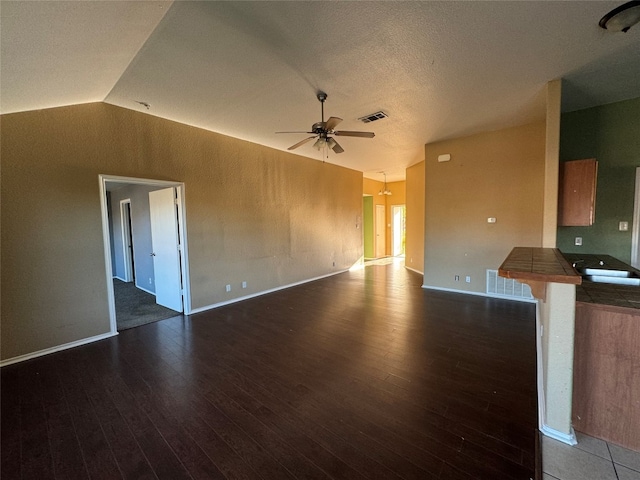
[[359, 111, 388, 123], [486, 270, 533, 300]]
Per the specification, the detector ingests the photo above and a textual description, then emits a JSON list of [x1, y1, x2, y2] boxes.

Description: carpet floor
[[113, 279, 182, 330]]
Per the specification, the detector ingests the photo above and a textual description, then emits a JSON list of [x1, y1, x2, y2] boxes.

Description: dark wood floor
[[1, 262, 537, 479]]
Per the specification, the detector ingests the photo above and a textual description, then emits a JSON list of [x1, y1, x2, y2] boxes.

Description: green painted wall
[[557, 97, 640, 263], [363, 196, 374, 258]]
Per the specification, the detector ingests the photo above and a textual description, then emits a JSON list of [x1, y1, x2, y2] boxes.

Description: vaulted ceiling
[[2, 1, 639, 181]]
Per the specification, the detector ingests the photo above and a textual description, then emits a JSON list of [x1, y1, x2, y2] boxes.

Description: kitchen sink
[[564, 253, 640, 286], [578, 268, 633, 278], [580, 269, 640, 286]]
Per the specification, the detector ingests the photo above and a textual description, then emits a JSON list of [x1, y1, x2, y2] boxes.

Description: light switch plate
[[619, 221, 629, 231]]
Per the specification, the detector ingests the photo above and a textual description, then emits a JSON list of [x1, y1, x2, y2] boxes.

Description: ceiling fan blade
[[287, 136, 317, 150], [324, 117, 343, 131], [276, 131, 314, 134], [330, 139, 344, 154], [334, 130, 375, 138]]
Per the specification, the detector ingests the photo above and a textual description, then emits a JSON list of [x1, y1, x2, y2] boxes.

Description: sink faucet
[[572, 259, 584, 268]]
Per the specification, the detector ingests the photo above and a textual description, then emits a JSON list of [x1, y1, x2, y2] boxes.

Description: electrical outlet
[[149, 278, 152, 285], [242, 281, 247, 289], [575, 237, 582, 246], [465, 276, 471, 283], [619, 221, 629, 231], [225, 284, 231, 292]]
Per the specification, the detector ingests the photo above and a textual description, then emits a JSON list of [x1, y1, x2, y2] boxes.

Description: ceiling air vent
[[359, 111, 388, 123]]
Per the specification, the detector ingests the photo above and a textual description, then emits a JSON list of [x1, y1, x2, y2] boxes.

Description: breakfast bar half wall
[[499, 247, 582, 445]]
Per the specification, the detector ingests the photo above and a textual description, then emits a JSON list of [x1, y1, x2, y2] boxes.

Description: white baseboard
[[404, 266, 424, 275], [113, 275, 127, 282], [540, 424, 578, 446], [135, 283, 155, 296], [422, 284, 536, 303], [0, 331, 118, 368], [189, 269, 348, 315]]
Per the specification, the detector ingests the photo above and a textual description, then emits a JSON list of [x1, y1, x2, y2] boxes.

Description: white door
[[375, 205, 386, 258], [149, 188, 183, 312]]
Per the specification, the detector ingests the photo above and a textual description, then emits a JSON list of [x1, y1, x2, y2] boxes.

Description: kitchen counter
[[498, 247, 581, 299], [562, 253, 640, 310]]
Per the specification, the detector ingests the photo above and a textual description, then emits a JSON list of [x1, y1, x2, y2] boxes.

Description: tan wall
[[405, 161, 425, 273], [1, 103, 363, 361], [423, 121, 546, 292]]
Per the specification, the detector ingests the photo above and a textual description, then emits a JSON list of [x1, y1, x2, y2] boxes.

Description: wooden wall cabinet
[[558, 158, 598, 226]]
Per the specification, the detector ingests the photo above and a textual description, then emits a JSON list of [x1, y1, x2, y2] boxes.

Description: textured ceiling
[[2, 1, 639, 182]]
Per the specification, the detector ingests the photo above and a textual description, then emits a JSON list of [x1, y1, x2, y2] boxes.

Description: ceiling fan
[[277, 92, 375, 154]]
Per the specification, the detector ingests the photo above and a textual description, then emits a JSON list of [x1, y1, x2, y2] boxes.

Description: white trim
[[113, 275, 127, 282], [631, 167, 640, 268], [99, 177, 118, 335], [0, 331, 117, 368], [134, 283, 155, 296], [421, 285, 536, 303], [535, 301, 546, 432], [404, 266, 424, 275], [120, 199, 134, 282], [176, 185, 192, 314], [540, 424, 577, 446], [190, 269, 348, 315]]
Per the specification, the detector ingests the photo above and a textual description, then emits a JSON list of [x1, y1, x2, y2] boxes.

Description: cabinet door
[[558, 158, 598, 226]]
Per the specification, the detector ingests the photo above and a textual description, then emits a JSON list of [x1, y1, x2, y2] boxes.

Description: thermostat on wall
[[437, 154, 451, 163]]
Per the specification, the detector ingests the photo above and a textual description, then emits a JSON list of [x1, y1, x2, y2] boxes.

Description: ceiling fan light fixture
[[277, 92, 375, 154], [599, 1, 640, 32]]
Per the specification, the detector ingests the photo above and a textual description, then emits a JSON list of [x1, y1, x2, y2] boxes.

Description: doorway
[[120, 199, 135, 283], [632, 167, 640, 268], [99, 175, 191, 334], [391, 204, 406, 257]]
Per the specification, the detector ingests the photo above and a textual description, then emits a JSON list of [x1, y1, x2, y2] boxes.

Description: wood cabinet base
[[572, 302, 640, 451]]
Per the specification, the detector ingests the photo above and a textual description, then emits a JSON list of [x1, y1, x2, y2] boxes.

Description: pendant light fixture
[[599, 1, 640, 32], [378, 172, 392, 196]]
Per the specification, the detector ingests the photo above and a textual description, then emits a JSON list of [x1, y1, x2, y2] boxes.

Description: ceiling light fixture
[[599, 1, 640, 32], [378, 172, 392, 196]]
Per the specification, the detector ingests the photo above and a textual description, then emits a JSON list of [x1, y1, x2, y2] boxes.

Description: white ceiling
[[2, 1, 639, 182]]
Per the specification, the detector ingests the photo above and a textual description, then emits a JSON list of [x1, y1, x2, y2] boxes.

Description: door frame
[[99, 174, 192, 335], [632, 167, 640, 268], [120, 199, 135, 282]]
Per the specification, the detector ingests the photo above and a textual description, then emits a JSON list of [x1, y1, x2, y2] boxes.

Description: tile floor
[[543, 432, 640, 480]]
